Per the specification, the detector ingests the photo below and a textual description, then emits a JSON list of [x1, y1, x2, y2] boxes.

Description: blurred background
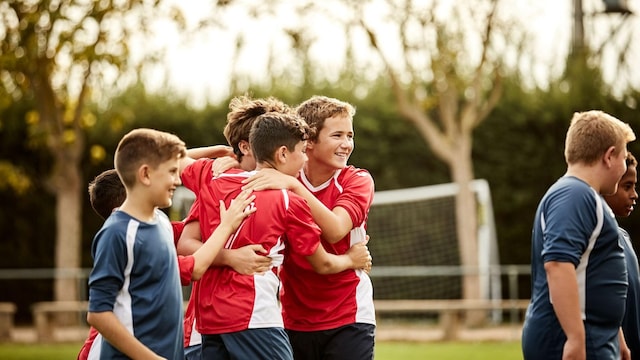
[[1, 0, 639, 330]]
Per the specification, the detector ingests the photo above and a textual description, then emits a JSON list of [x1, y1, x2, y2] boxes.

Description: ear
[[239, 140, 251, 156], [275, 145, 288, 165], [603, 146, 617, 168], [138, 164, 152, 186]]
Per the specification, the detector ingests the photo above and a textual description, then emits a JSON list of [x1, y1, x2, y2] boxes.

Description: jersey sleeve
[[541, 186, 598, 266], [88, 225, 128, 312], [181, 158, 214, 194], [335, 168, 375, 227], [285, 194, 322, 256], [177, 255, 195, 286]]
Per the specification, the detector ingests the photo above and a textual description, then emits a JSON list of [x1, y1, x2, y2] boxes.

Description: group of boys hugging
[[77, 95, 376, 360]]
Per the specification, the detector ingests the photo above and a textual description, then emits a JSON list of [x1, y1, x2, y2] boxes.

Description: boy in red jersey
[[243, 95, 376, 360], [179, 111, 371, 360]]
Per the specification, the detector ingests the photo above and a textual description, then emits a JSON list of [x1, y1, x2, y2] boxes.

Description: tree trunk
[[52, 153, 83, 324], [449, 136, 483, 326]]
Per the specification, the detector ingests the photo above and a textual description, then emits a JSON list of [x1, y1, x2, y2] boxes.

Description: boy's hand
[[346, 242, 372, 271], [225, 245, 272, 275], [212, 156, 240, 177], [219, 189, 256, 230], [242, 168, 296, 191]]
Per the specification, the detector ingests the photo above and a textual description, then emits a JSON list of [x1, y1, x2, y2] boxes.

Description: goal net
[[367, 179, 501, 302], [171, 179, 502, 303]]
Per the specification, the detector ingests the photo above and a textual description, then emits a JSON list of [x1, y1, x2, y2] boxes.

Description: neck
[[303, 160, 337, 187], [118, 194, 156, 222], [566, 163, 602, 193]]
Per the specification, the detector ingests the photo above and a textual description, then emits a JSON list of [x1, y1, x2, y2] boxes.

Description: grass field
[[0, 341, 523, 359]]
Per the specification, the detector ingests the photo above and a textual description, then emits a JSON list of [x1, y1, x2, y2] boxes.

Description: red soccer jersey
[[182, 159, 322, 334], [280, 166, 376, 331]]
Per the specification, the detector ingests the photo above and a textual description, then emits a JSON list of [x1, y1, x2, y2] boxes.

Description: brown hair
[[564, 110, 635, 165], [224, 96, 292, 162], [88, 169, 126, 220], [249, 112, 310, 163], [114, 128, 186, 188], [295, 95, 355, 141]]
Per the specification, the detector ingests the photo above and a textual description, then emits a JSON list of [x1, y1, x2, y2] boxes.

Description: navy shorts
[[286, 323, 375, 360], [201, 327, 293, 360]]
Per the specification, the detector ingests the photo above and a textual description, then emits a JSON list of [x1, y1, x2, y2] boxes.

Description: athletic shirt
[[522, 176, 627, 359], [621, 228, 640, 359], [181, 159, 322, 334], [80, 219, 192, 359], [88, 209, 184, 360], [280, 166, 376, 331]]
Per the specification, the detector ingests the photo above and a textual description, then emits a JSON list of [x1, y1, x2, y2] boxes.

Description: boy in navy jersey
[[605, 153, 639, 359], [86, 129, 255, 359], [522, 111, 635, 360]]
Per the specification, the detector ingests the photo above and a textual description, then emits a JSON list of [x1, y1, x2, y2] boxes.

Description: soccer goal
[[367, 179, 501, 304]]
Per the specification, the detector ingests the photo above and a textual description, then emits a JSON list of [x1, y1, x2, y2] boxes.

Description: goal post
[[367, 179, 502, 305]]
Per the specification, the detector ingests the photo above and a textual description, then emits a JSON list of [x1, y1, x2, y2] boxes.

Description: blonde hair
[[224, 96, 292, 162], [564, 110, 635, 165], [115, 128, 186, 188]]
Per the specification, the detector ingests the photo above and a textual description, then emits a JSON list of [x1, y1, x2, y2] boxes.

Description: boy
[[80, 150, 254, 358], [521, 110, 635, 359], [86, 129, 255, 359], [242, 95, 376, 360], [180, 112, 371, 360], [605, 153, 639, 359]]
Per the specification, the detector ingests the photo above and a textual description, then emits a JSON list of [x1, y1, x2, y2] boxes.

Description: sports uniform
[[88, 209, 184, 360], [621, 228, 640, 359], [182, 158, 323, 360], [281, 166, 376, 360], [522, 176, 628, 359], [79, 216, 198, 360]]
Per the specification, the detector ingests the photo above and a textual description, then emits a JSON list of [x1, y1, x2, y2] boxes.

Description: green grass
[[0, 341, 523, 359]]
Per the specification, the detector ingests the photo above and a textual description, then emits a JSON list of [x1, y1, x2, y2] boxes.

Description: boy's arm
[[179, 145, 234, 174], [544, 261, 586, 359], [190, 190, 257, 280], [176, 216, 271, 275], [242, 169, 353, 243], [305, 242, 371, 275], [86, 311, 164, 360]]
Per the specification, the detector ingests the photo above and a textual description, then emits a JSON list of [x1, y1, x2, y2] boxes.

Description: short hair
[[114, 128, 186, 188], [564, 110, 635, 165], [249, 112, 310, 163], [88, 169, 126, 220], [224, 96, 292, 162], [627, 152, 637, 168], [295, 95, 355, 141]]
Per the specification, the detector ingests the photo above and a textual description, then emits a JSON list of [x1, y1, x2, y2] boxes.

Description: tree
[[348, 0, 515, 317], [0, 0, 183, 306]]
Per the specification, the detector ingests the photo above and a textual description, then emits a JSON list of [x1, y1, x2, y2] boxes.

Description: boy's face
[[308, 114, 354, 170], [280, 140, 308, 177], [606, 164, 638, 218], [148, 156, 182, 209]]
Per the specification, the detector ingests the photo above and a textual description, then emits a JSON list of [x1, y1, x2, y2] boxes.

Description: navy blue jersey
[[88, 209, 184, 359], [522, 176, 627, 359], [621, 228, 640, 359]]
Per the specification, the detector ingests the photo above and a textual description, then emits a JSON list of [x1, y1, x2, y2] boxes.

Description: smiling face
[[306, 114, 354, 171], [605, 162, 638, 218], [147, 155, 182, 209]]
